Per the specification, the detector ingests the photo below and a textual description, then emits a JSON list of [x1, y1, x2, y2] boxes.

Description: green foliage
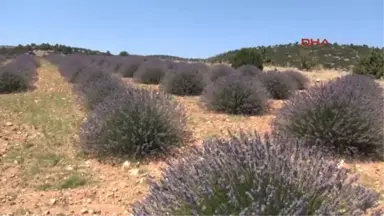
[[119, 51, 129, 56], [0, 71, 28, 93], [297, 55, 316, 71], [258, 71, 298, 99], [353, 50, 384, 79], [0, 55, 38, 94], [201, 74, 270, 115], [209, 43, 383, 70], [79, 88, 188, 159], [0, 43, 106, 56], [273, 74, 384, 157], [230, 48, 263, 70]]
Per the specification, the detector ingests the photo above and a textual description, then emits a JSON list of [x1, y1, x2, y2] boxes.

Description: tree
[[119, 51, 129, 56], [229, 48, 264, 70], [353, 50, 384, 79]]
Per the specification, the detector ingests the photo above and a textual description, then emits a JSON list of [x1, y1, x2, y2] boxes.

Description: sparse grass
[[264, 65, 349, 82], [0, 59, 91, 189]]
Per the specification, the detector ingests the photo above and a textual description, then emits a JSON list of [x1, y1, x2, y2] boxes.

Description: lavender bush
[[75, 74, 126, 110], [273, 74, 384, 157], [79, 87, 187, 159], [160, 63, 208, 96], [0, 54, 39, 94], [119, 61, 141, 77], [133, 59, 167, 84], [209, 64, 236, 82], [50, 54, 129, 111], [237, 64, 263, 76], [284, 70, 309, 90], [258, 70, 298, 99], [132, 131, 382, 215], [57, 56, 88, 82], [201, 74, 270, 115], [71, 67, 111, 84]]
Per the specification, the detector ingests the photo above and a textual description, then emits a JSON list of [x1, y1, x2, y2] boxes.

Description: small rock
[[50, 198, 56, 205], [13, 160, 18, 165], [88, 209, 94, 214], [65, 166, 74, 171], [80, 208, 89, 214], [44, 210, 50, 215], [85, 160, 92, 167], [336, 159, 344, 169], [87, 198, 92, 204], [315, 78, 321, 82], [5, 122, 13, 127], [122, 161, 131, 170], [129, 168, 139, 176]]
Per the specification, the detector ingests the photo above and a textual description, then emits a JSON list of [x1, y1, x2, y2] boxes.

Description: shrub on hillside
[[284, 70, 309, 90], [230, 48, 263, 70], [297, 55, 316, 71], [209, 64, 236, 82], [353, 50, 384, 79], [236, 64, 262, 76], [132, 131, 382, 215], [133, 59, 167, 84], [273, 74, 384, 157], [160, 63, 207, 96], [79, 88, 187, 159], [201, 74, 270, 115], [258, 70, 298, 99]]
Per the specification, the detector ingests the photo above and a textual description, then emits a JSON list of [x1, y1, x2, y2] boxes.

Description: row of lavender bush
[[46, 54, 383, 215], [0, 54, 39, 94], [46, 54, 188, 159]]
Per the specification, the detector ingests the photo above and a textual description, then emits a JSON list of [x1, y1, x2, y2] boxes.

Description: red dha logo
[[301, 38, 330, 46]]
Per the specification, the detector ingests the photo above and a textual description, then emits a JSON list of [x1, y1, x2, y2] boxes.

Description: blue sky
[[1, 0, 383, 58]]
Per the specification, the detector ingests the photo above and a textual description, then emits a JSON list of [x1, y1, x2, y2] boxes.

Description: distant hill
[[146, 54, 202, 62], [208, 43, 384, 70], [0, 43, 107, 56], [0, 44, 199, 61], [1, 42, 383, 70]]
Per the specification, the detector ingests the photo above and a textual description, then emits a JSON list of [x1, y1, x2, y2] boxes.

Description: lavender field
[[0, 54, 383, 215]]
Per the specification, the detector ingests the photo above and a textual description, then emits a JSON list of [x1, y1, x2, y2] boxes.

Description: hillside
[[1, 43, 383, 71], [208, 43, 384, 70], [145, 54, 203, 61], [0, 43, 107, 56]]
